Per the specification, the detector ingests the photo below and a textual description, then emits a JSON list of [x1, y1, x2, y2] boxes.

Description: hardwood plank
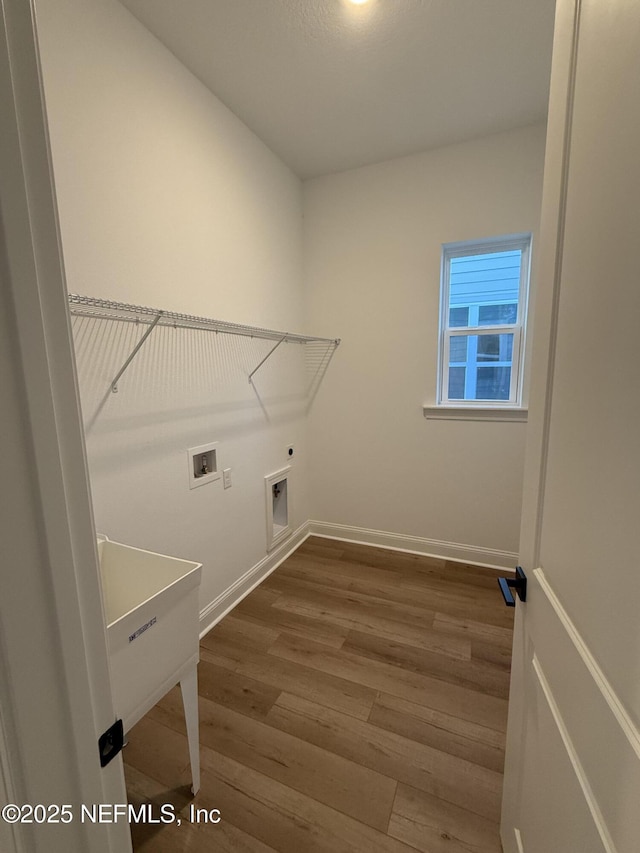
[[124, 763, 276, 853], [123, 763, 194, 853], [199, 644, 244, 671], [197, 659, 281, 719], [284, 547, 499, 606], [368, 693, 505, 773], [302, 539, 503, 593], [197, 818, 281, 853], [149, 688, 397, 832], [342, 630, 509, 699], [200, 751, 416, 853], [127, 715, 416, 853], [234, 586, 283, 607], [199, 633, 260, 667], [197, 633, 377, 720], [272, 591, 470, 660], [272, 554, 404, 593], [125, 715, 193, 789], [389, 783, 502, 853], [398, 575, 510, 616], [301, 538, 447, 573], [471, 639, 513, 670], [297, 537, 346, 558], [232, 596, 350, 649], [201, 615, 280, 654], [266, 693, 503, 822], [433, 612, 514, 647], [276, 556, 513, 627], [235, 656, 377, 721], [268, 632, 509, 732], [262, 571, 438, 631]]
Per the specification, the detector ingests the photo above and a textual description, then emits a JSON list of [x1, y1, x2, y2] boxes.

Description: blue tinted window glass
[[449, 336, 467, 363], [476, 366, 511, 400], [448, 367, 466, 399], [476, 333, 513, 363], [478, 303, 518, 325], [449, 306, 469, 327]]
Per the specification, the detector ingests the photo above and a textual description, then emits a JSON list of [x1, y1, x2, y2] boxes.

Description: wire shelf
[[67, 293, 340, 391]]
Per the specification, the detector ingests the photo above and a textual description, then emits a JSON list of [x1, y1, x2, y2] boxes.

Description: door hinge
[[98, 719, 124, 768]]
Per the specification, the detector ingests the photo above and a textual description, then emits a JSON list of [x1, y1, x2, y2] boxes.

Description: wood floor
[[123, 536, 514, 852]]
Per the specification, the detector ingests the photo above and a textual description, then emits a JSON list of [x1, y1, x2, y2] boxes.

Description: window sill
[[423, 405, 528, 423]]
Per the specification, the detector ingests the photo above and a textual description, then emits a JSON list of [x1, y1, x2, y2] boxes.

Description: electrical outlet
[[223, 468, 232, 489]]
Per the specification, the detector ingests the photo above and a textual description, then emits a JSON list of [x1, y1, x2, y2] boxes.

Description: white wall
[[35, 0, 309, 619], [303, 124, 547, 562]]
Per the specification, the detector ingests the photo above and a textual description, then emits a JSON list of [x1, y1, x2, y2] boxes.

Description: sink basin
[[97, 535, 202, 792]]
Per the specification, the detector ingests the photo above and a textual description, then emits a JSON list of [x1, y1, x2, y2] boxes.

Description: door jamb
[[0, 1, 131, 850]]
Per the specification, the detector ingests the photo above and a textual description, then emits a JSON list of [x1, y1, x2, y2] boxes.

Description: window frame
[[437, 233, 532, 409]]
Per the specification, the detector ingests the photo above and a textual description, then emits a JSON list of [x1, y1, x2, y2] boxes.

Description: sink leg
[[180, 666, 200, 795]]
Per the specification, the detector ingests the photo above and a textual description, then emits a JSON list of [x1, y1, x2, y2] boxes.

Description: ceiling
[[118, 0, 557, 180]]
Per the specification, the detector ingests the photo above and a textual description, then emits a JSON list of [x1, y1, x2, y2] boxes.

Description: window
[[438, 233, 531, 408]]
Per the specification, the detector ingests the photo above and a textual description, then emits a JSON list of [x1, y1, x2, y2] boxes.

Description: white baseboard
[[515, 828, 525, 853], [199, 521, 310, 638], [308, 520, 517, 571]]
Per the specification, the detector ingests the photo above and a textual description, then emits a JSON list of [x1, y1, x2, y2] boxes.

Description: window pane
[[478, 303, 517, 325], [445, 333, 514, 401], [448, 367, 466, 399], [449, 250, 521, 327], [449, 306, 469, 327], [476, 366, 511, 400], [477, 335, 500, 361], [477, 333, 513, 362], [449, 336, 467, 363]]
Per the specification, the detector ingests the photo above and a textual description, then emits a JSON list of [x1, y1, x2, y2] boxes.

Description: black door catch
[[98, 719, 124, 768]]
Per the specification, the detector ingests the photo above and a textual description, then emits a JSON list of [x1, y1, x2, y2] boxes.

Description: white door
[[501, 1, 640, 851]]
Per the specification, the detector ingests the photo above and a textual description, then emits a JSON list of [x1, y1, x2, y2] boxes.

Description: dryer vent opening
[[265, 467, 292, 550]]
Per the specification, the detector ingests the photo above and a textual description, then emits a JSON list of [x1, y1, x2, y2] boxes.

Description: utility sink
[[97, 535, 202, 793]]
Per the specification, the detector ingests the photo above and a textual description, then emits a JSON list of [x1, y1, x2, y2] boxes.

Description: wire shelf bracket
[[67, 293, 340, 392], [110, 312, 162, 393], [248, 334, 288, 384]]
